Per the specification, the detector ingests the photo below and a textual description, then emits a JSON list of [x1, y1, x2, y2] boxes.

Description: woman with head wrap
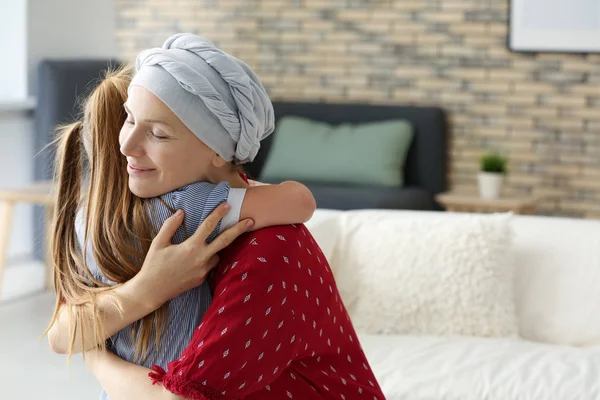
[[47, 31, 315, 390], [47, 62, 315, 397], [47, 34, 385, 399]]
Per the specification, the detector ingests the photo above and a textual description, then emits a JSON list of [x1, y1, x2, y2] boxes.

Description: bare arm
[[86, 351, 184, 400], [47, 204, 253, 355], [241, 181, 316, 230], [47, 274, 162, 355]]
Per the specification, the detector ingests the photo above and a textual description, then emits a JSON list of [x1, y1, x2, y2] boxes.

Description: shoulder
[[173, 181, 230, 198], [151, 182, 229, 206], [227, 224, 312, 257], [145, 182, 232, 233], [176, 181, 229, 195], [215, 224, 317, 279]]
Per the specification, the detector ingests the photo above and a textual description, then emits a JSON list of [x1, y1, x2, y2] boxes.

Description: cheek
[[151, 138, 214, 188], [152, 144, 191, 176], [178, 148, 210, 177], [174, 143, 212, 180]]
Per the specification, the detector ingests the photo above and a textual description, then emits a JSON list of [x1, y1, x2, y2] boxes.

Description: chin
[[128, 180, 159, 199]]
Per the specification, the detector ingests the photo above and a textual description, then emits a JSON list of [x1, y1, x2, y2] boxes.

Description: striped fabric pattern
[[75, 182, 230, 400]]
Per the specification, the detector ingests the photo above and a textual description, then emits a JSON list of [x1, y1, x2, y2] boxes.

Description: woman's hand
[[136, 203, 254, 309]]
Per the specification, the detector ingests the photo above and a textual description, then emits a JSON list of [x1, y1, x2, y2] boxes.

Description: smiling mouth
[[128, 164, 155, 172]]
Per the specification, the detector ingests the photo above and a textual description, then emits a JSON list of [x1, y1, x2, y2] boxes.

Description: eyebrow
[[123, 103, 173, 128]]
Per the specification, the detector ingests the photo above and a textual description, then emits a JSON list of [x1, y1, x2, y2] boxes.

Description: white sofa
[[305, 209, 600, 400]]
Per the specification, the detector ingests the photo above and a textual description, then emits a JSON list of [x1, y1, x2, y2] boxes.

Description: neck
[[228, 172, 248, 188], [208, 166, 248, 189]]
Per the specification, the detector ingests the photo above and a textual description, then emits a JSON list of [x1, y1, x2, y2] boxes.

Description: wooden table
[[0, 181, 56, 297], [436, 192, 542, 215]]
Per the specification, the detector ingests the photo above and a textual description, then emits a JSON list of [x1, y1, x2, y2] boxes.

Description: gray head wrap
[[129, 33, 274, 164]]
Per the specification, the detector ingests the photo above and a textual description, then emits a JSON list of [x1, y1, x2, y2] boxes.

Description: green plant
[[480, 152, 507, 174]]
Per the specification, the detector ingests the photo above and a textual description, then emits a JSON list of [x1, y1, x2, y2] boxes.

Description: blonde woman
[[48, 34, 385, 400]]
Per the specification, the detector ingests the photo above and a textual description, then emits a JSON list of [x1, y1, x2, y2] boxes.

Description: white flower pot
[[478, 172, 504, 199]]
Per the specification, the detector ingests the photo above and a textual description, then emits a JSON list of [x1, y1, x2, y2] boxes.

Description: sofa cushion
[[303, 209, 343, 270], [511, 216, 600, 346], [259, 116, 414, 187], [307, 209, 600, 347], [334, 211, 518, 337], [358, 334, 600, 400]]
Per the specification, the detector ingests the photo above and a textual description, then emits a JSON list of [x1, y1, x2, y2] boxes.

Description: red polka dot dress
[[149, 223, 386, 400]]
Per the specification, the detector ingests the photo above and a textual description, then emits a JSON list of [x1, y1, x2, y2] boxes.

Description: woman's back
[[150, 223, 385, 399]]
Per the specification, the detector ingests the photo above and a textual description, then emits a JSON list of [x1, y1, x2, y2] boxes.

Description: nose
[[119, 125, 144, 158]]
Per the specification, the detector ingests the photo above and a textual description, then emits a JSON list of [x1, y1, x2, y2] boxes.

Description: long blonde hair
[[45, 65, 169, 361]]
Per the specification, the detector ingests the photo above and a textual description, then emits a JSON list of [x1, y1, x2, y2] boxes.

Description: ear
[[211, 152, 227, 168]]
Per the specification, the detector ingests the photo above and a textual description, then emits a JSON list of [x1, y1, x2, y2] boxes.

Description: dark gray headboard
[[245, 101, 448, 196], [35, 59, 121, 179]]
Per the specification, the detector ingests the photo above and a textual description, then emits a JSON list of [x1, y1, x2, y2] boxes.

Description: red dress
[[149, 223, 386, 400]]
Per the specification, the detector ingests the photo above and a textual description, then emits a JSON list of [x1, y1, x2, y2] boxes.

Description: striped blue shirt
[[74, 182, 246, 400]]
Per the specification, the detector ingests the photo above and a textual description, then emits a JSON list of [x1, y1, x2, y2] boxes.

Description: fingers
[[192, 255, 219, 287], [190, 202, 231, 244], [153, 210, 184, 248], [206, 218, 254, 254]]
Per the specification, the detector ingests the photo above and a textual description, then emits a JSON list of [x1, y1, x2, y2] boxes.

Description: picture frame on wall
[[509, 0, 600, 53]]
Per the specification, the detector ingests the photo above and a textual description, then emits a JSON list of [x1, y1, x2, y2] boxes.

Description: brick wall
[[115, 0, 600, 218]]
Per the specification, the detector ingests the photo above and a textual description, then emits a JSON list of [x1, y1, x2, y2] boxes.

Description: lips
[[128, 164, 155, 172]]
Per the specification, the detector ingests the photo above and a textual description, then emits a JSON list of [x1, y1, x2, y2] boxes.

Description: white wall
[[0, 0, 116, 259], [0, 1, 117, 298], [0, 1, 27, 100], [27, 0, 117, 96], [1, 0, 117, 100]]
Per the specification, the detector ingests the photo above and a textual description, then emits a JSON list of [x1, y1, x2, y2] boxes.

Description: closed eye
[[151, 131, 170, 140]]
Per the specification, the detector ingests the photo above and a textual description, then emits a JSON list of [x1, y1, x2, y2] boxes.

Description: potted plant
[[478, 152, 507, 199]]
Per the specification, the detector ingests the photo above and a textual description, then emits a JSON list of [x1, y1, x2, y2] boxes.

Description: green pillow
[[259, 116, 414, 187]]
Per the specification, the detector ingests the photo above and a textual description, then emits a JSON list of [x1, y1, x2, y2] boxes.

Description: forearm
[[48, 275, 160, 354], [88, 351, 182, 400]]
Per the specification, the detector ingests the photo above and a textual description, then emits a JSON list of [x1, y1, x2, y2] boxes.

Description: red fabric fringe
[[148, 365, 167, 384], [148, 366, 224, 400]]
